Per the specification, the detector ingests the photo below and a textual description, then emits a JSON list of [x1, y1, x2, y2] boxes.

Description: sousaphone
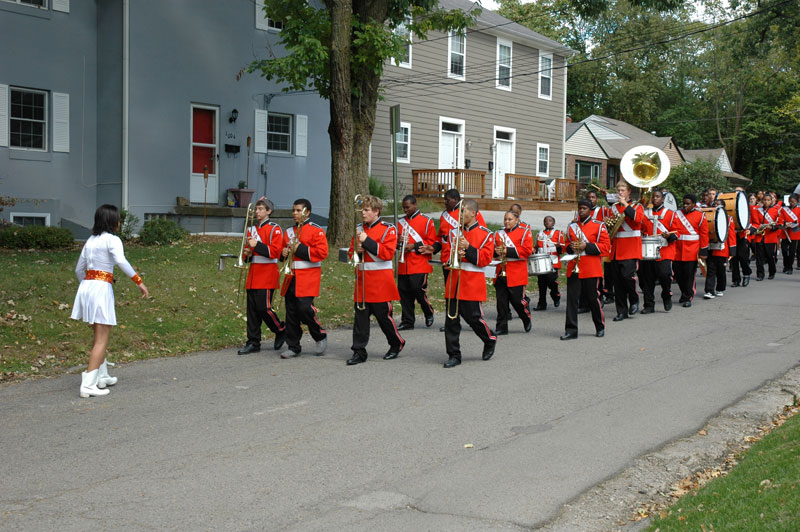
[[619, 145, 672, 202]]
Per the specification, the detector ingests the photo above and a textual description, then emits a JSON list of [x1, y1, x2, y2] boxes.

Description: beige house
[[681, 148, 751, 187], [370, 0, 575, 207]]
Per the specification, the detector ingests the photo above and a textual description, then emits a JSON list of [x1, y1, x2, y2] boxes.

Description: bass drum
[[716, 191, 750, 231], [663, 190, 679, 212], [702, 206, 729, 243]]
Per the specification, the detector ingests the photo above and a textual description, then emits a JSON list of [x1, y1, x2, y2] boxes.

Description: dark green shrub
[[139, 219, 187, 246], [0, 225, 74, 249], [119, 209, 140, 242], [369, 176, 389, 199]]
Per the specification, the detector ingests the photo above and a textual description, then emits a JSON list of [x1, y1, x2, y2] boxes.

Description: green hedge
[[139, 218, 187, 246], [0, 225, 74, 249]]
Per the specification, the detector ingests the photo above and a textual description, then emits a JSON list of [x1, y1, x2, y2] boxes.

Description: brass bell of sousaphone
[[619, 145, 672, 206]]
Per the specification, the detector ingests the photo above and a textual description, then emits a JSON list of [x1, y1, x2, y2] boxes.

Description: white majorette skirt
[[71, 279, 117, 326]]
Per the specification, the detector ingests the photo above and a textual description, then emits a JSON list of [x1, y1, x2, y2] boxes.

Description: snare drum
[[641, 235, 662, 261], [701, 206, 729, 244], [716, 191, 750, 231], [528, 253, 554, 275]]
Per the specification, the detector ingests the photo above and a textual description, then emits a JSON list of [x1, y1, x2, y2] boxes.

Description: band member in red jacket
[[731, 187, 754, 287], [672, 194, 709, 307], [609, 180, 645, 321], [587, 190, 614, 305], [238, 197, 286, 355], [560, 199, 611, 340], [279, 198, 328, 359], [639, 189, 678, 313], [754, 194, 781, 280], [703, 199, 737, 299], [493, 210, 533, 335], [779, 195, 799, 274], [346, 195, 405, 365], [533, 216, 564, 311], [397, 195, 436, 330], [443, 199, 497, 368]]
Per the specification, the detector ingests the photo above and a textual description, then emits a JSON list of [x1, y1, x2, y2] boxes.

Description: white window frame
[[393, 20, 412, 69], [537, 143, 550, 177], [9, 86, 48, 152], [493, 126, 516, 173], [447, 31, 466, 80], [438, 116, 465, 171], [190, 103, 218, 176], [539, 52, 553, 100], [267, 18, 282, 32], [267, 112, 292, 154], [496, 38, 512, 91], [2, 0, 48, 9], [10, 212, 50, 226], [392, 121, 410, 164], [254, 0, 280, 31], [575, 160, 601, 183]]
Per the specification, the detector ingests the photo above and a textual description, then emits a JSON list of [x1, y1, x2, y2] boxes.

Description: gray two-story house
[[0, 0, 331, 236]]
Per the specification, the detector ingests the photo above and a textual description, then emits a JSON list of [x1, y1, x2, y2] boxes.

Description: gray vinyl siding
[[566, 126, 607, 160], [373, 28, 567, 197]]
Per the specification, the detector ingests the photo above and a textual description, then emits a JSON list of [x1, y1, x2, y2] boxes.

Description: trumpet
[[351, 194, 367, 311], [277, 206, 309, 304], [496, 237, 508, 277], [398, 226, 409, 264], [235, 203, 256, 302], [446, 200, 465, 320]]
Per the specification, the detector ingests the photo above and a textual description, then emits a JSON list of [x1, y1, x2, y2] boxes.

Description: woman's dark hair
[[92, 204, 120, 236]]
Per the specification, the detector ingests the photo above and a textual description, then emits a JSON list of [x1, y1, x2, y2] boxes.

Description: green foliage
[[368, 176, 389, 199], [665, 159, 727, 201], [119, 209, 140, 242], [139, 219, 187, 246], [0, 225, 74, 249]]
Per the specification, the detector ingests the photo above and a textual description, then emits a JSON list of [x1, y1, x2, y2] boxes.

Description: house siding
[[566, 126, 607, 160]]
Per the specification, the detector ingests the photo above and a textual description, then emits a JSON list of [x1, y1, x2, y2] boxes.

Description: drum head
[[663, 191, 678, 211], [714, 206, 728, 242], [735, 190, 750, 230]]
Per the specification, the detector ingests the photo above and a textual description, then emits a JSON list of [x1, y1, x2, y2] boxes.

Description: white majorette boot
[[80, 369, 110, 398], [97, 359, 118, 388]]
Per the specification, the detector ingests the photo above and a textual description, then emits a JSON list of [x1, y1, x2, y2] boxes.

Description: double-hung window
[[537, 143, 550, 177], [393, 20, 412, 68], [539, 52, 553, 100], [448, 32, 465, 80], [267, 113, 292, 153], [9, 87, 47, 150], [496, 39, 512, 90], [575, 161, 601, 183], [393, 122, 410, 164]]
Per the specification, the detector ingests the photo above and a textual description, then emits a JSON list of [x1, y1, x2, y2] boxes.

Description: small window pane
[[267, 114, 292, 153]]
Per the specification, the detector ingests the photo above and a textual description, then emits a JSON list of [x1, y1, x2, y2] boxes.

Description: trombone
[[350, 194, 367, 311], [445, 200, 465, 320], [235, 203, 256, 302], [277, 206, 309, 308]]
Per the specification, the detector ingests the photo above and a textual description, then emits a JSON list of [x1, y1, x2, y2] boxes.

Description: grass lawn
[[1, 235, 564, 381], [647, 406, 800, 531]]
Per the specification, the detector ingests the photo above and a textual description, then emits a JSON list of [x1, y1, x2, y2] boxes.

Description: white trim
[[393, 121, 410, 164], [8, 86, 48, 152], [492, 126, 516, 198], [123, 0, 129, 209], [495, 38, 512, 91], [438, 116, 465, 170], [0, 84, 8, 147], [266, 112, 292, 154], [295, 114, 307, 157], [10, 212, 50, 226], [538, 52, 553, 100], [1, 0, 49, 8], [536, 143, 550, 177], [255, 0, 268, 30], [561, 62, 568, 179], [393, 20, 412, 69], [447, 31, 466, 80], [52, 91, 69, 152], [51, 0, 68, 12], [190, 104, 219, 203]]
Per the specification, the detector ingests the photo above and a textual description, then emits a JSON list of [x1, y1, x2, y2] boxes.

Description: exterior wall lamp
[[229, 108, 239, 123]]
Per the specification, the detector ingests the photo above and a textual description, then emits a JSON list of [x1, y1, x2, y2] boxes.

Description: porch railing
[[413, 169, 486, 198], [554, 178, 580, 201], [504, 174, 546, 201]]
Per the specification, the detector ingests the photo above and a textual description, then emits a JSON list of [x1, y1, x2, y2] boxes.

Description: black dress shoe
[[596, 329, 605, 338], [756, 275, 764, 281], [629, 303, 640, 315], [439, 326, 446, 332], [383, 349, 399, 360], [425, 315, 434, 327], [482, 341, 496, 361], [612, 314, 627, 322], [553, 297, 561, 308], [768, 274, 775, 279], [682, 301, 692, 308], [577, 307, 589, 314], [237, 343, 260, 355], [603, 295, 615, 304], [533, 304, 547, 311], [495, 329, 509, 336], [742, 276, 750, 286], [273, 332, 286, 351], [560, 332, 578, 340], [443, 357, 461, 368], [787, 270, 794, 275], [731, 281, 740, 287], [523, 320, 532, 333], [346, 354, 367, 366], [640, 307, 654, 314], [397, 323, 414, 331], [663, 299, 672, 311]]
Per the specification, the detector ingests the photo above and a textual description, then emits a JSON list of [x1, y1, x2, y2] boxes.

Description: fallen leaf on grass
[[698, 429, 707, 436]]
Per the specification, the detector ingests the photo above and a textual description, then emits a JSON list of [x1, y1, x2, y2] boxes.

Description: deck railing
[[413, 169, 486, 198], [504, 174, 546, 201], [554, 178, 580, 201]]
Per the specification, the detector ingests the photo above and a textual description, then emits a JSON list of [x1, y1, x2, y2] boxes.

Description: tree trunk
[[325, 0, 354, 248]]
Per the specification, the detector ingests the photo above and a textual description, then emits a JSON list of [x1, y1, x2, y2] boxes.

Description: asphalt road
[[3, 272, 799, 531]]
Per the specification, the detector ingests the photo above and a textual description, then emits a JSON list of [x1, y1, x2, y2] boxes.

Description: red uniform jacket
[[642, 206, 678, 262], [397, 210, 436, 275], [493, 224, 533, 287], [535, 228, 565, 269], [245, 219, 283, 289], [348, 219, 400, 303], [444, 222, 493, 301], [610, 202, 645, 260], [437, 208, 486, 263], [780, 205, 800, 241], [757, 206, 781, 244], [672, 208, 709, 261], [749, 206, 763, 243], [589, 205, 608, 222], [710, 217, 737, 258], [565, 218, 611, 279], [282, 220, 328, 297]]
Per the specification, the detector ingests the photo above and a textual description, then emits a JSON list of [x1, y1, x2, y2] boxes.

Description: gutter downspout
[[561, 58, 568, 180], [122, 0, 130, 209]]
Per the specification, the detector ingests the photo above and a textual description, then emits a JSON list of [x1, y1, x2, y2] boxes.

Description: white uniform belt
[[293, 260, 321, 269], [460, 263, 486, 273], [506, 258, 525, 262], [678, 235, 700, 241], [615, 231, 641, 238], [361, 261, 392, 271], [251, 256, 277, 264], [708, 242, 725, 250]]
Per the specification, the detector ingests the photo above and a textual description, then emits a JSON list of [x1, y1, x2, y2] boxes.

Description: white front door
[[438, 118, 464, 188], [190, 105, 219, 203], [492, 127, 515, 198]]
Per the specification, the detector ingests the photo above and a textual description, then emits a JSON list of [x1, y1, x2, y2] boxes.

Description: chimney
[[566, 115, 572, 124]]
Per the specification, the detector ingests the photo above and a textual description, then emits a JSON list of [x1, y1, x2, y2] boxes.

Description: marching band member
[[560, 199, 611, 340], [672, 194, 709, 307], [493, 210, 533, 335], [533, 215, 564, 311], [609, 180, 645, 321], [731, 188, 753, 287], [397, 195, 436, 330], [779, 195, 799, 274], [639, 189, 678, 313], [238, 197, 286, 355], [703, 199, 737, 299], [509, 203, 531, 230], [347, 195, 405, 365], [279, 198, 329, 359], [443, 199, 497, 368], [754, 193, 780, 280], [586, 190, 614, 304]]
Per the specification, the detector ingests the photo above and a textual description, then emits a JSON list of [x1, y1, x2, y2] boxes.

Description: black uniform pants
[[564, 275, 604, 335], [495, 278, 531, 332], [704, 256, 728, 293], [284, 279, 327, 353], [603, 262, 615, 297], [444, 299, 496, 360], [351, 301, 404, 356], [537, 271, 560, 307], [781, 239, 797, 272], [755, 242, 777, 278], [638, 259, 672, 309], [246, 288, 285, 346], [398, 273, 434, 327], [612, 259, 639, 316], [673, 260, 698, 302], [731, 236, 752, 282]]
